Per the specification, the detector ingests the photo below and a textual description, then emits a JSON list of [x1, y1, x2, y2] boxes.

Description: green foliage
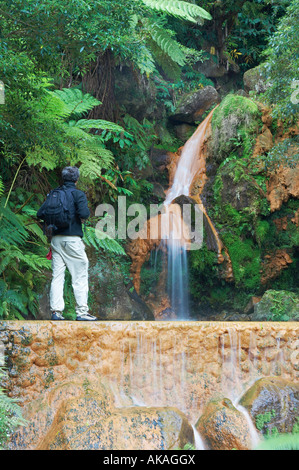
[[262, 0, 299, 124], [255, 409, 276, 431], [84, 225, 126, 256], [261, 290, 299, 322], [0, 367, 27, 449], [26, 87, 124, 179], [255, 220, 270, 246], [142, 0, 212, 23], [229, 0, 288, 71], [263, 136, 299, 170], [0, 194, 51, 319], [225, 236, 261, 290]]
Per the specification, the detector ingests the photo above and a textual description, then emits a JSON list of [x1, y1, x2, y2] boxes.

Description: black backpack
[[37, 186, 76, 237]]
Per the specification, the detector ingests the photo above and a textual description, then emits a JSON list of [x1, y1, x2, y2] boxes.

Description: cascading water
[[158, 109, 216, 319]]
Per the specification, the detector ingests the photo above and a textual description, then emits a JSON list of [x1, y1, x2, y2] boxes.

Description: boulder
[[209, 94, 262, 162], [43, 405, 194, 450], [240, 377, 299, 435], [169, 86, 219, 124], [9, 379, 115, 450], [195, 56, 228, 79], [88, 256, 155, 321], [244, 296, 262, 315], [114, 66, 159, 121], [243, 64, 269, 94], [195, 398, 252, 450], [252, 289, 299, 321], [173, 123, 196, 141]]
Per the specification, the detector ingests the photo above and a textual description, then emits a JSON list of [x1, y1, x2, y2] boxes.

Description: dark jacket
[[38, 181, 90, 238]]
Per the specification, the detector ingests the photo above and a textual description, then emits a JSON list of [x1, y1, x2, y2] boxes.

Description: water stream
[[157, 109, 215, 319], [106, 324, 291, 450]]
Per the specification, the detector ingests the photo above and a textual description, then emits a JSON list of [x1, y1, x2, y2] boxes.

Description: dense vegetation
[[0, 0, 298, 449], [0, 0, 298, 321]]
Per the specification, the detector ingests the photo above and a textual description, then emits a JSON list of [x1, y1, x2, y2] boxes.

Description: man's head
[[62, 166, 80, 183]]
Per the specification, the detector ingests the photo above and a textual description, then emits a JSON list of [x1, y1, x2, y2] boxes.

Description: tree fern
[[48, 88, 101, 120], [141, 0, 212, 23], [0, 201, 29, 246], [68, 119, 124, 133], [28, 87, 125, 176], [83, 226, 126, 256], [0, 241, 51, 276], [149, 24, 187, 66], [25, 146, 59, 171]]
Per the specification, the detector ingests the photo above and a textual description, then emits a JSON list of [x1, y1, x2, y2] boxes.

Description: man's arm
[[75, 191, 90, 220]]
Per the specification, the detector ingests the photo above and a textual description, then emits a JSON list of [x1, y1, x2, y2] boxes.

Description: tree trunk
[[82, 50, 117, 122]]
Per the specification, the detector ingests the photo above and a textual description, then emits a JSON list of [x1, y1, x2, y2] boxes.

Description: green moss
[[211, 94, 262, 162], [255, 220, 270, 245], [212, 94, 260, 126], [222, 235, 262, 290]]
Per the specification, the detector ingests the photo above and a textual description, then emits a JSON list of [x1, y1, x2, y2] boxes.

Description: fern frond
[[133, 43, 157, 76], [50, 88, 101, 119], [24, 223, 48, 244], [0, 201, 29, 245], [84, 226, 126, 256], [149, 24, 186, 66], [26, 145, 59, 171], [68, 119, 124, 133], [0, 247, 50, 275], [147, 38, 182, 79], [77, 153, 114, 180], [142, 0, 212, 23]]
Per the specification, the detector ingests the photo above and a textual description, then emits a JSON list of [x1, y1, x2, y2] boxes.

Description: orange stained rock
[[267, 164, 299, 212], [127, 106, 234, 294], [261, 249, 293, 284], [2, 321, 299, 450]]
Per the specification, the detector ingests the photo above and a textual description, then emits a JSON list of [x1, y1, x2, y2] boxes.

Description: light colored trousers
[[50, 235, 89, 315]]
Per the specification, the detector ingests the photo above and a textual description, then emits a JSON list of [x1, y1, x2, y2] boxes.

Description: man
[[38, 166, 97, 321]]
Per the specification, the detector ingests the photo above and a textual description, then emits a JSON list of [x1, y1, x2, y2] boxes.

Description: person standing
[[37, 166, 97, 321]]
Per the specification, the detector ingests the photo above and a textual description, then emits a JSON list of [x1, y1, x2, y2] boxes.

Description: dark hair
[[62, 166, 80, 182]]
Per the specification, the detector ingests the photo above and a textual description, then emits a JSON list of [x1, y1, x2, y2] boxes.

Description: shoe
[[51, 311, 65, 321], [76, 312, 98, 321]]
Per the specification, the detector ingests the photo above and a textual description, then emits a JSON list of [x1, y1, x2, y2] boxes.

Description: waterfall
[[159, 109, 215, 319]]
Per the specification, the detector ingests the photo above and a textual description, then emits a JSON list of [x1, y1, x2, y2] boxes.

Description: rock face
[[1, 321, 298, 450], [261, 252, 294, 286], [240, 377, 299, 435], [169, 86, 219, 124], [196, 398, 252, 450], [267, 165, 299, 212]]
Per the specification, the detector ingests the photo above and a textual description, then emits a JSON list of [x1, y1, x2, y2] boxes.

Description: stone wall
[[0, 321, 298, 449]]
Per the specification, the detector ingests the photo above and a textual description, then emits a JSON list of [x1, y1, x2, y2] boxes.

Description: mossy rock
[[210, 94, 262, 162], [243, 64, 268, 94], [252, 289, 299, 321], [240, 377, 299, 436], [195, 398, 252, 450]]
